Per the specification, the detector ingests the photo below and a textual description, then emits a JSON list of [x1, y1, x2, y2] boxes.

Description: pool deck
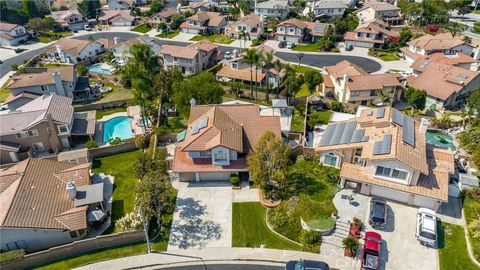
[[128, 105, 148, 136]]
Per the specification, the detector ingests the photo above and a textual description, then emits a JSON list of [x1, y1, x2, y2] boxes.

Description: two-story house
[[0, 94, 75, 164], [112, 36, 161, 64], [159, 40, 222, 75], [275, 18, 330, 44], [322, 60, 403, 105], [400, 32, 475, 63], [356, 0, 403, 25], [226, 14, 264, 40], [107, 0, 149, 10], [173, 103, 281, 181], [0, 158, 105, 252], [48, 9, 88, 31], [147, 7, 178, 29], [98, 9, 136, 26], [302, 0, 347, 19], [44, 38, 105, 64], [0, 22, 28, 46], [316, 107, 454, 211], [407, 61, 480, 111], [344, 19, 398, 48], [180, 11, 227, 34], [254, 0, 290, 19]]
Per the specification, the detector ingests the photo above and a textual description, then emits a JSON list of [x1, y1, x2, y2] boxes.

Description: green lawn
[[156, 117, 188, 135], [291, 105, 306, 133], [96, 108, 127, 120], [156, 29, 181, 39], [189, 34, 233, 44], [92, 81, 134, 104], [296, 83, 310, 97], [233, 202, 302, 250], [292, 65, 319, 74], [91, 151, 141, 233], [38, 36, 53, 43], [268, 159, 339, 244], [0, 88, 10, 103], [464, 195, 480, 261], [131, 24, 151, 33], [438, 222, 480, 270], [474, 10, 480, 14], [308, 110, 332, 129], [292, 43, 320, 52], [379, 54, 400, 61]]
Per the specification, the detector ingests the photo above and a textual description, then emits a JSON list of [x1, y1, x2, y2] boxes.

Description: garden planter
[[231, 185, 241, 190], [259, 190, 282, 208], [344, 249, 356, 257]]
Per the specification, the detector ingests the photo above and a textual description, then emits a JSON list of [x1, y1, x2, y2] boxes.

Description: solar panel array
[[177, 130, 186, 142], [391, 110, 415, 147], [191, 117, 208, 135], [373, 134, 392, 155], [320, 121, 369, 146], [376, 108, 385, 119]]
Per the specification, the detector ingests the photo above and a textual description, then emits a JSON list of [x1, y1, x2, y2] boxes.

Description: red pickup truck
[[361, 231, 382, 270]]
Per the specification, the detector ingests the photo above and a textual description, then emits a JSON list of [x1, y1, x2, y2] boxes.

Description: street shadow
[[169, 197, 222, 249]]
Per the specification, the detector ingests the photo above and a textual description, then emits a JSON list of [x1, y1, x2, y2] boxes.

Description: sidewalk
[[74, 247, 358, 270]]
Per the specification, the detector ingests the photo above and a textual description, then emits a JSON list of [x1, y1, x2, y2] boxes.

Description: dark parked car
[[345, 44, 353, 51], [278, 41, 287, 48], [369, 198, 387, 229], [285, 260, 330, 270]]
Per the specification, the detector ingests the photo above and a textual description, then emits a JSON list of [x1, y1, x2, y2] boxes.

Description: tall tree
[[405, 86, 427, 110], [22, 0, 39, 18], [273, 59, 284, 98], [153, 68, 183, 127], [244, 48, 258, 99], [444, 22, 467, 37], [78, 0, 100, 19], [261, 51, 274, 100], [303, 70, 323, 94], [247, 131, 290, 200]]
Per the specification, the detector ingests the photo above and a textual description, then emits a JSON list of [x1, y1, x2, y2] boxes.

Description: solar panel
[[391, 109, 404, 126], [402, 116, 415, 147], [191, 117, 208, 135], [351, 129, 366, 143], [176, 130, 186, 142], [373, 134, 392, 155], [340, 121, 356, 144], [319, 121, 369, 146], [376, 108, 385, 119]]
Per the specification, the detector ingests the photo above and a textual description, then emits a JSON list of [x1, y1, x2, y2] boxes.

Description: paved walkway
[[74, 247, 357, 270], [232, 188, 260, 202]]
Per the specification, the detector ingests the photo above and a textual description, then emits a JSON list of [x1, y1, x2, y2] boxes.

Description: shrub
[[342, 236, 359, 256], [330, 101, 342, 112], [300, 229, 322, 245], [268, 208, 288, 229], [468, 219, 480, 239], [331, 48, 340, 53], [135, 136, 146, 149], [85, 139, 99, 149], [11, 64, 19, 71], [77, 65, 87, 76], [0, 249, 25, 264], [302, 152, 320, 163], [14, 48, 26, 53], [109, 137, 122, 145], [116, 211, 143, 232], [251, 39, 262, 46], [352, 217, 364, 228], [230, 174, 240, 186]]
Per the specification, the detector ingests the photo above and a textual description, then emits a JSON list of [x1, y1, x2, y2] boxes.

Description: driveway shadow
[[382, 205, 396, 233], [379, 239, 389, 270], [169, 197, 222, 249]]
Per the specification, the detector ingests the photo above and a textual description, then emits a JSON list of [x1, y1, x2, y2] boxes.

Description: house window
[[32, 142, 45, 151], [58, 125, 69, 134], [323, 153, 338, 167], [375, 166, 391, 177], [375, 166, 408, 180], [16, 129, 38, 138], [370, 90, 377, 96], [232, 62, 238, 69], [41, 85, 49, 92], [200, 151, 211, 157], [215, 150, 227, 161], [289, 28, 294, 33], [350, 91, 360, 97], [391, 169, 408, 180]]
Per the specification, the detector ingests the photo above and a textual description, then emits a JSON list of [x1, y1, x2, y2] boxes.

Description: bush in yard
[[268, 208, 288, 229], [330, 101, 342, 112], [135, 136, 146, 149], [117, 211, 143, 232], [109, 137, 122, 145], [77, 65, 87, 76], [85, 139, 99, 149], [342, 236, 359, 256], [230, 174, 240, 186], [300, 229, 322, 245], [468, 219, 480, 240]]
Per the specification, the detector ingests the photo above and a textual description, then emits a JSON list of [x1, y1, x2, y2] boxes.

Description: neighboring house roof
[[362, 0, 400, 11], [347, 73, 402, 91], [407, 32, 467, 51], [216, 64, 266, 82], [354, 19, 397, 37], [0, 94, 74, 136], [151, 7, 177, 19], [6, 65, 75, 89], [255, 0, 289, 9], [160, 40, 218, 59], [98, 9, 135, 22], [47, 38, 97, 57], [277, 19, 329, 37], [407, 62, 479, 101], [324, 60, 367, 78], [0, 22, 20, 32], [238, 13, 262, 27], [183, 11, 226, 27], [97, 38, 116, 49], [4, 91, 40, 105], [112, 36, 161, 56], [49, 9, 85, 26], [0, 158, 90, 230], [278, 18, 307, 29], [411, 52, 477, 72], [312, 0, 347, 9]]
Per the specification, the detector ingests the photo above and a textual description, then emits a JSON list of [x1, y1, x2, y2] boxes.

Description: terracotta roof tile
[[324, 60, 367, 78], [6, 65, 75, 89], [407, 32, 466, 51]]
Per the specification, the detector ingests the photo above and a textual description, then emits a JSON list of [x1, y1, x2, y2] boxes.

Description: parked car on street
[[278, 41, 287, 48], [285, 260, 330, 270], [84, 24, 92, 31], [415, 208, 437, 247], [361, 231, 382, 270], [286, 42, 295, 49], [369, 198, 387, 229]]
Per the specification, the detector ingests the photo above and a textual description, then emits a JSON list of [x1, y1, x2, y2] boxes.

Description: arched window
[[215, 150, 227, 161]]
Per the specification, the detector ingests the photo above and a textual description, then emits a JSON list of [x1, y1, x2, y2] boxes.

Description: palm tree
[[283, 64, 296, 104], [238, 30, 250, 53], [253, 54, 262, 100], [378, 89, 394, 106], [244, 48, 257, 99], [261, 51, 274, 100], [273, 59, 284, 98]]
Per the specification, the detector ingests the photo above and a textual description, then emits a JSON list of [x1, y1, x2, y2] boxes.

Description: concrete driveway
[[363, 200, 438, 270], [168, 182, 232, 250]]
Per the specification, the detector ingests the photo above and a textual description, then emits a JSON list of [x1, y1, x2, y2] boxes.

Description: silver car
[[415, 208, 437, 247]]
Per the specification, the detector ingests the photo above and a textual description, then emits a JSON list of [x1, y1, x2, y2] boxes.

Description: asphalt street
[[144, 264, 283, 270], [0, 32, 382, 78]]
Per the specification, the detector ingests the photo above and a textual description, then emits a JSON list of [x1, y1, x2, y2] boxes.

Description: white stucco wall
[[0, 227, 83, 252]]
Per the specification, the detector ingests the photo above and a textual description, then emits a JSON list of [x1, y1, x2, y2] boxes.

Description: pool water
[[425, 130, 456, 151], [103, 116, 133, 143], [88, 64, 113, 75]]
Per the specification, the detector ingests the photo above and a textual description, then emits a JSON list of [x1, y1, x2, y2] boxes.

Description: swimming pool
[[103, 116, 133, 143], [88, 63, 113, 75], [425, 130, 456, 151]]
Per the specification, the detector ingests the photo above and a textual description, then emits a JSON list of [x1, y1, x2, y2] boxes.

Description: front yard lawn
[[189, 34, 233, 44], [233, 202, 302, 250], [268, 158, 339, 247], [438, 222, 480, 270], [291, 105, 306, 133], [156, 29, 180, 39], [131, 24, 151, 33], [38, 36, 53, 43], [464, 194, 480, 261], [292, 65, 319, 74], [296, 83, 310, 97], [379, 53, 400, 61], [292, 43, 320, 52], [0, 88, 10, 103]]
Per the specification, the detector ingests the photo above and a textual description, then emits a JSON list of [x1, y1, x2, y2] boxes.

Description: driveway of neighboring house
[[168, 181, 232, 250]]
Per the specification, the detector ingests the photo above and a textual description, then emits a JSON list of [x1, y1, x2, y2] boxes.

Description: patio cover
[[71, 111, 96, 135], [74, 182, 104, 207], [87, 209, 106, 222]]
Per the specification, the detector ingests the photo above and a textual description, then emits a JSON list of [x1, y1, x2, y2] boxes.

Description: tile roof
[[216, 64, 266, 82], [354, 19, 397, 37], [173, 147, 249, 172], [363, 0, 400, 11], [4, 91, 40, 104], [237, 14, 262, 27], [407, 32, 466, 51], [410, 52, 477, 72], [160, 40, 218, 59], [47, 38, 95, 57], [255, 0, 289, 9], [152, 7, 178, 18], [0, 158, 90, 230], [98, 10, 135, 22], [0, 22, 20, 32], [6, 65, 75, 89], [97, 38, 116, 49], [347, 73, 402, 91], [324, 60, 367, 78], [186, 11, 226, 27], [313, 0, 347, 8], [408, 62, 479, 100], [278, 18, 307, 29]]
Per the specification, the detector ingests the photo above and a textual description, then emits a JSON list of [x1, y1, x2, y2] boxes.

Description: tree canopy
[[78, 0, 100, 19], [405, 87, 427, 110], [304, 70, 323, 93]]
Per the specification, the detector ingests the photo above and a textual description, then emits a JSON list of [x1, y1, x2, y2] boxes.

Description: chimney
[[66, 181, 77, 200], [190, 98, 196, 107], [56, 44, 66, 63], [113, 37, 119, 45], [419, 117, 430, 134], [52, 72, 66, 96], [473, 48, 480, 61]]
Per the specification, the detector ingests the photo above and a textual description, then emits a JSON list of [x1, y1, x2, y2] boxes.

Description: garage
[[199, 172, 232, 181], [370, 185, 411, 203], [345, 40, 376, 48], [412, 195, 439, 210], [179, 172, 195, 182]]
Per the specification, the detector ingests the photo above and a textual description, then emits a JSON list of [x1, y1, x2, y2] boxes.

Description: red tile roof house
[[0, 22, 28, 46], [172, 103, 281, 182], [400, 32, 476, 64], [43, 38, 105, 64], [321, 60, 403, 106], [180, 11, 227, 35], [159, 40, 222, 75], [225, 14, 264, 40], [0, 158, 105, 252], [344, 19, 398, 49], [407, 61, 480, 111], [48, 9, 88, 31], [275, 18, 330, 44], [98, 9, 136, 26], [147, 7, 178, 29], [316, 107, 454, 211]]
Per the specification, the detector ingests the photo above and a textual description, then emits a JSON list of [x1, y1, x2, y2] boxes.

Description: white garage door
[[199, 172, 231, 181], [370, 185, 410, 203], [113, 21, 131, 27], [412, 195, 438, 210]]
